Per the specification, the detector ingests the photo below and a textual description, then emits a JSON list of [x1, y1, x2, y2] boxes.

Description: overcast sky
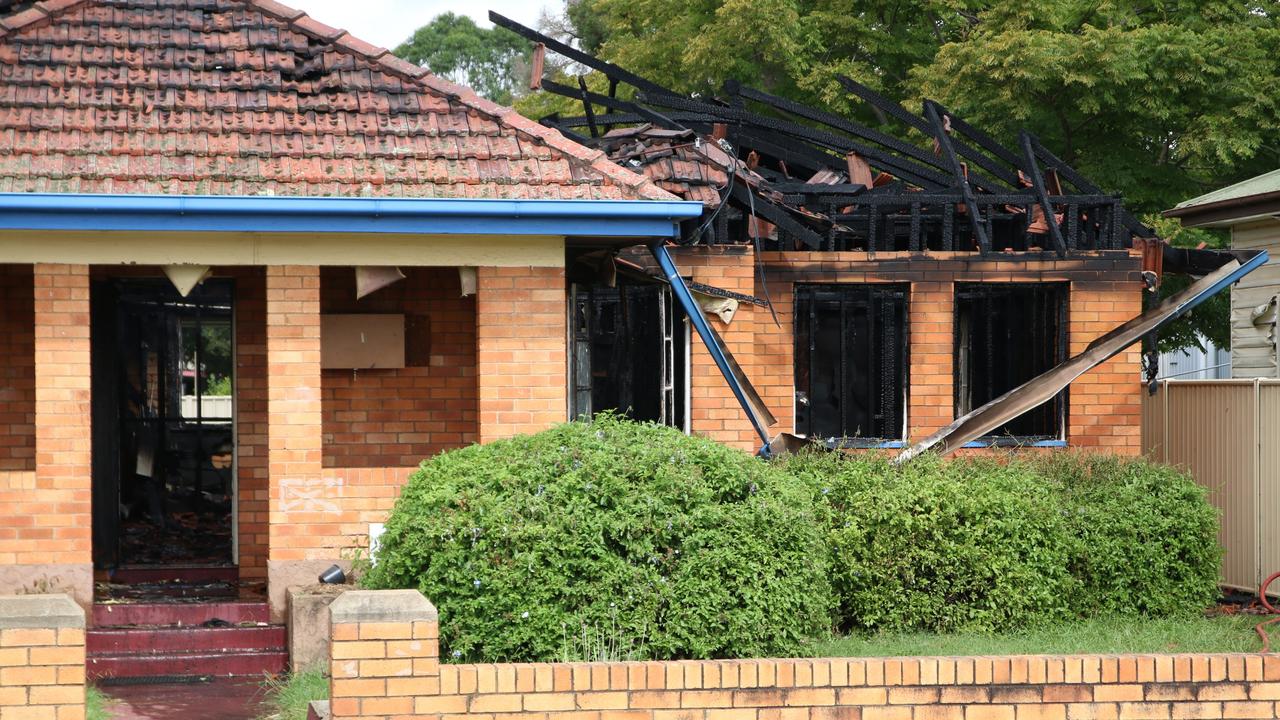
[[286, 0, 559, 51]]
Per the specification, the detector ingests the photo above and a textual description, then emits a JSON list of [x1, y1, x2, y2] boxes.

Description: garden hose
[[1256, 571, 1280, 652]]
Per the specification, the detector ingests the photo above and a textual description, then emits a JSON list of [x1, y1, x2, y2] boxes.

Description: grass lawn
[[258, 668, 330, 720], [87, 686, 111, 720], [813, 614, 1279, 658]]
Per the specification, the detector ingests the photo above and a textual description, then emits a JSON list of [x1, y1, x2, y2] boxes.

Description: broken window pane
[[569, 283, 687, 428], [954, 283, 1067, 442], [794, 284, 908, 445]]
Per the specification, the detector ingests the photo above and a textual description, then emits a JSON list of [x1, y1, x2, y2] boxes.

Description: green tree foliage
[[393, 13, 530, 105]]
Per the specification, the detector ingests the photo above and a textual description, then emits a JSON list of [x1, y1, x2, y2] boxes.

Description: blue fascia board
[[0, 193, 704, 238]]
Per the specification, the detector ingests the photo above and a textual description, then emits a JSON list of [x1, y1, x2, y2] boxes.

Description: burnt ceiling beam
[[1027, 134, 1155, 239], [924, 101, 991, 254], [637, 91, 953, 189], [726, 80, 954, 177], [837, 77, 1019, 191], [489, 12, 678, 99], [727, 180, 825, 250], [1019, 131, 1068, 257], [540, 79, 701, 132]]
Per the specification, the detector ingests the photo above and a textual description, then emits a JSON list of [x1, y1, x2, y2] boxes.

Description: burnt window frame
[[793, 283, 910, 448], [953, 282, 1069, 446], [568, 282, 688, 430]]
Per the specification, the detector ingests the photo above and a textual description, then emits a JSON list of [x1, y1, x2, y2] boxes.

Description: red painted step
[[93, 601, 270, 627], [109, 566, 239, 585], [88, 625, 285, 655], [88, 649, 288, 680]]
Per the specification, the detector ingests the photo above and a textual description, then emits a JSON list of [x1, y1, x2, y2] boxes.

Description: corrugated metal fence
[[1141, 380, 1280, 593]]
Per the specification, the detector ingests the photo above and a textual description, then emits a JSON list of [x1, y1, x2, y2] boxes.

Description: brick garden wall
[[0, 265, 34, 473], [326, 590, 1280, 720], [667, 248, 1144, 454], [0, 594, 86, 719]]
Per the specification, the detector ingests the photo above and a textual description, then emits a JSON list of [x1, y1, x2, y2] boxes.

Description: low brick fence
[[326, 590, 1280, 720], [0, 593, 86, 718]]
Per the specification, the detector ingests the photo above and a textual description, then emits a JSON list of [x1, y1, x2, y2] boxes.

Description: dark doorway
[[91, 279, 236, 570], [794, 284, 909, 446], [569, 282, 687, 429]]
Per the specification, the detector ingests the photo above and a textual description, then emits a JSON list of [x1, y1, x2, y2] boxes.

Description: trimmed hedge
[[362, 415, 833, 662], [783, 451, 1221, 634], [366, 417, 1221, 659]]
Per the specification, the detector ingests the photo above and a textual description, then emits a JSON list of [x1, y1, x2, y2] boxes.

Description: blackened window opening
[[794, 284, 908, 444], [569, 283, 686, 428], [955, 283, 1067, 441]]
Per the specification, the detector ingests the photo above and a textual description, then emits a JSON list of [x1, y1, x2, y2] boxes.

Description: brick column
[[0, 594, 86, 717], [0, 265, 94, 609], [265, 266, 332, 620], [1069, 279, 1144, 454], [475, 266, 567, 442], [328, 589, 439, 719], [907, 279, 955, 441], [676, 247, 760, 451]]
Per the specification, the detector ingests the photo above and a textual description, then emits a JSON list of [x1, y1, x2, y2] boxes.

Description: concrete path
[[101, 678, 267, 720]]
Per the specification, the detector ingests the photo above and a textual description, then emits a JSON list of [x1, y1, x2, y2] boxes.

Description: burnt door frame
[[90, 277, 238, 569]]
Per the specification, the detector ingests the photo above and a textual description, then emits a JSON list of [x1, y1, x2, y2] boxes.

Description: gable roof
[[1164, 169, 1280, 227], [0, 0, 674, 201]]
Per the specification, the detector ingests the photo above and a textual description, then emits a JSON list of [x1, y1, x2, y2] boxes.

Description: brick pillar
[[0, 594, 86, 717], [265, 266, 332, 621], [0, 265, 94, 609], [677, 247, 760, 451], [1069, 280, 1143, 454], [907, 280, 955, 441], [328, 589, 439, 719], [475, 266, 567, 442]]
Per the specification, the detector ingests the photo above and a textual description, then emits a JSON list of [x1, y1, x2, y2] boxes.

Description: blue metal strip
[[0, 193, 704, 238], [650, 243, 773, 455]]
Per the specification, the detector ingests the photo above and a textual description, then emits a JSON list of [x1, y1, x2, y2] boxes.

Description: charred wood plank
[[924, 102, 990, 254], [1019, 131, 1067, 257], [727, 180, 825, 249]]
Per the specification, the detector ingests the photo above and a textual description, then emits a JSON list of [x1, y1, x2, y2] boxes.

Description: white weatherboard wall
[[1142, 379, 1280, 593], [1231, 218, 1280, 378]]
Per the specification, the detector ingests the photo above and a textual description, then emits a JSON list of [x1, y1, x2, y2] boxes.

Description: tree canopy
[[393, 13, 530, 105]]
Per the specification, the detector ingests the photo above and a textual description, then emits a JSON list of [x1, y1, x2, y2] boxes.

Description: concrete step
[[93, 601, 270, 627], [88, 649, 288, 681]]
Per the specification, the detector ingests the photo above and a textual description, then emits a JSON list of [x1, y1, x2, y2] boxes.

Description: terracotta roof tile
[[0, 0, 675, 200]]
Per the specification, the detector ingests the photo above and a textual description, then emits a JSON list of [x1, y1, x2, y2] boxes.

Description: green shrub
[[362, 414, 833, 662], [784, 450, 1221, 635], [786, 452, 1075, 633], [1033, 453, 1221, 616]]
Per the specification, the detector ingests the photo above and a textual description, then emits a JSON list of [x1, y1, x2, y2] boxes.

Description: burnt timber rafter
[[491, 11, 1154, 256]]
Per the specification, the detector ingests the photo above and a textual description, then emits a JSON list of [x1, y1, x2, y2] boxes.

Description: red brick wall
[[320, 267, 477, 468], [29, 264, 92, 567], [266, 265, 325, 565], [671, 249, 1144, 455], [230, 268, 269, 582], [476, 266, 568, 443], [0, 265, 34, 472]]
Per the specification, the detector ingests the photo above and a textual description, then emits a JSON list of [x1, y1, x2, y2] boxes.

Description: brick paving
[[101, 678, 267, 720]]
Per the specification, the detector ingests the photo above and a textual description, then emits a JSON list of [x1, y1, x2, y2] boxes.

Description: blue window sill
[[960, 439, 1068, 449]]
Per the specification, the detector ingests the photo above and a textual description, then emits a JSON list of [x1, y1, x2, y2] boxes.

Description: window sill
[[960, 438, 1067, 449]]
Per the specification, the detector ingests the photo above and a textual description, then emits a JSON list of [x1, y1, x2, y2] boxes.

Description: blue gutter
[[0, 193, 703, 238], [650, 243, 773, 456]]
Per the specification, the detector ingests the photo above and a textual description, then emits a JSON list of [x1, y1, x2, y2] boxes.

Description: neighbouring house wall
[[0, 265, 34, 472], [1230, 218, 1280, 379], [667, 248, 1144, 454], [320, 267, 477, 468], [327, 589, 1280, 720]]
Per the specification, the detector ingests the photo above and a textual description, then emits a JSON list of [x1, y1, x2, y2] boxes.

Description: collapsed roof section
[[493, 12, 1157, 258]]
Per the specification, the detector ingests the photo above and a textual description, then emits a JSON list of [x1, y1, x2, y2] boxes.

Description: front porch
[[0, 193, 702, 620]]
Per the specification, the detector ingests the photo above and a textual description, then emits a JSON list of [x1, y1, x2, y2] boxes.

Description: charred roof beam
[[1019, 131, 1068, 257], [923, 101, 991, 254]]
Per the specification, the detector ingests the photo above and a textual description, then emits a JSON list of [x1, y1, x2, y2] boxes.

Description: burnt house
[[497, 14, 1264, 457]]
